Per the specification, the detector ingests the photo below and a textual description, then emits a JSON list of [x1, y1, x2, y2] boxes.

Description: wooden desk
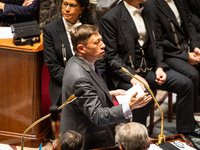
[[151, 134, 194, 147], [0, 37, 50, 147], [89, 134, 194, 150]]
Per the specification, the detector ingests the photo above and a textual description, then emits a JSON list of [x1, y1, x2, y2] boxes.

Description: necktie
[[95, 66, 101, 78]]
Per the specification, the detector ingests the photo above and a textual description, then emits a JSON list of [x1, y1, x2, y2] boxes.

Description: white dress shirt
[[165, 0, 181, 26], [62, 17, 82, 55], [124, 1, 147, 46]]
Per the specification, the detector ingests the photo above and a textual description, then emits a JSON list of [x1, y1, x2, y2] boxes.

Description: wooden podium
[[0, 36, 50, 147]]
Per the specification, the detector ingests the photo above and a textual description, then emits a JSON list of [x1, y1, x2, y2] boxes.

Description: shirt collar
[[123, 1, 144, 15], [77, 55, 95, 71], [62, 17, 82, 32]]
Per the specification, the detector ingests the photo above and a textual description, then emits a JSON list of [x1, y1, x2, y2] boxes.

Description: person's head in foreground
[[115, 122, 150, 150], [55, 130, 84, 150]]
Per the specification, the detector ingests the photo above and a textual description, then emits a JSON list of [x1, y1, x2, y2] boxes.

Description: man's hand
[[188, 52, 200, 65], [155, 67, 167, 85], [109, 89, 126, 101], [194, 47, 200, 56], [22, 0, 34, 6], [0, 2, 5, 10], [128, 92, 152, 110], [130, 74, 149, 91]]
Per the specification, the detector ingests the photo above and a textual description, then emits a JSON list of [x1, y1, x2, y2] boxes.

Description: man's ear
[[77, 44, 85, 54]]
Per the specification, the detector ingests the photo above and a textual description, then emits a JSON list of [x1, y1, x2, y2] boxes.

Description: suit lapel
[[74, 56, 113, 104], [156, 0, 180, 27], [56, 18, 73, 60], [119, 2, 137, 64]]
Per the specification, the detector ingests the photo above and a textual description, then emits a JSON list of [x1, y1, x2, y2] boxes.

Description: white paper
[[0, 27, 13, 39], [116, 83, 145, 104], [170, 141, 196, 150], [148, 143, 163, 150], [0, 143, 13, 150]]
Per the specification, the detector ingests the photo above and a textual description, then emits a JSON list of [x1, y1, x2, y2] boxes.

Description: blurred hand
[[109, 89, 126, 101], [128, 92, 152, 110], [155, 67, 167, 85], [0, 2, 5, 10], [22, 0, 34, 6], [188, 52, 200, 65], [130, 74, 149, 91], [194, 47, 200, 56]]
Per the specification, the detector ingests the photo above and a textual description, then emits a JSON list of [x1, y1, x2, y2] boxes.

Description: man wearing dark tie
[[100, 0, 200, 137], [60, 24, 152, 150]]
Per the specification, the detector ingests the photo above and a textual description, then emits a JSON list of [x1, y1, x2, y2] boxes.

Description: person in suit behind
[[99, 0, 200, 137], [0, 0, 39, 26], [183, 0, 200, 29], [115, 122, 150, 150], [60, 24, 152, 150], [43, 0, 99, 107], [154, 0, 200, 138]]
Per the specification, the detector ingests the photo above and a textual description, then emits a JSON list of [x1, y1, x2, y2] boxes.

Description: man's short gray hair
[[115, 122, 149, 150]]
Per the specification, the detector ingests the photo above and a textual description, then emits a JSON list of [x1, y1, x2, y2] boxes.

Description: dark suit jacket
[[43, 18, 100, 106], [60, 55, 126, 150], [155, 0, 200, 61], [0, 0, 39, 25], [183, 0, 200, 33], [100, 1, 168, 88]]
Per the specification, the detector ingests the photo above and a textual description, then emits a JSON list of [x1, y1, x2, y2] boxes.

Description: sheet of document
[[170, 141, 196, 150], [0, 27, 13, 39], [149, 143, 163, 150], [148, 141, 196, 150], [116, 83, 145, 104], [0, 143, 13, 150]]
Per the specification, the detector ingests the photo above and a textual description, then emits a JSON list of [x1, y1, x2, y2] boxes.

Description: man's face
[[62, 0, 84, 24], [83, 32, 105, 63]]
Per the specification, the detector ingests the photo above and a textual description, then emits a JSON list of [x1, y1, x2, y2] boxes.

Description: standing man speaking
[[60, 24, 152, 150]]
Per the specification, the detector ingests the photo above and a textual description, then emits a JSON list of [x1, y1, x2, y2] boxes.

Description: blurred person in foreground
[[115, 122, 150, 150]]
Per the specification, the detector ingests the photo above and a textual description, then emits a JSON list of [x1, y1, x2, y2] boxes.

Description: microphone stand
[[21, 94, 78, 150], [120, 67, 165, 144]]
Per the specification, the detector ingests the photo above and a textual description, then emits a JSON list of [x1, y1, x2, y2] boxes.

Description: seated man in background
[[115, 122, 150, 150], [183, 0, 200, 34], [0, 0, 39, 26], [60, 24, 152, 150], [100, 0, 199, 138]]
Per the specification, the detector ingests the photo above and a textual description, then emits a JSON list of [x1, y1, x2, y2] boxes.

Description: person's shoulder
[[43, 18, 62, 30], [101, 2, 122, 19]]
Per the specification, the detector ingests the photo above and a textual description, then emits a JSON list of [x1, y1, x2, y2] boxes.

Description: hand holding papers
[[116, 83, 152, 110], [116, 83, 145, 104]]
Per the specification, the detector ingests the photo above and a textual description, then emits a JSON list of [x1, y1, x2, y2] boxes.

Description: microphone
[[21, 87, 85, 150], [110, 60, 165, 144], [50, 106, 61, 150]]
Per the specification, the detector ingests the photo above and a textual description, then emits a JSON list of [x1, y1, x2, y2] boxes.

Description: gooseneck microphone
[[110, 60, 165, 144], [50, 106, 61, 150], [21, 87, 85, 150]]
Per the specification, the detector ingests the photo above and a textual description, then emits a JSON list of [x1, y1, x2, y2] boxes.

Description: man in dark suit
[[100, 0, 200, 137], [60, 24, 152, 150], [0, 0, 39, 26], [154, 0, 200, 138]]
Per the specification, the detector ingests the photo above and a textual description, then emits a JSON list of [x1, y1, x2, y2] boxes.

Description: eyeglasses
[[62, 2, 78, 10]]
